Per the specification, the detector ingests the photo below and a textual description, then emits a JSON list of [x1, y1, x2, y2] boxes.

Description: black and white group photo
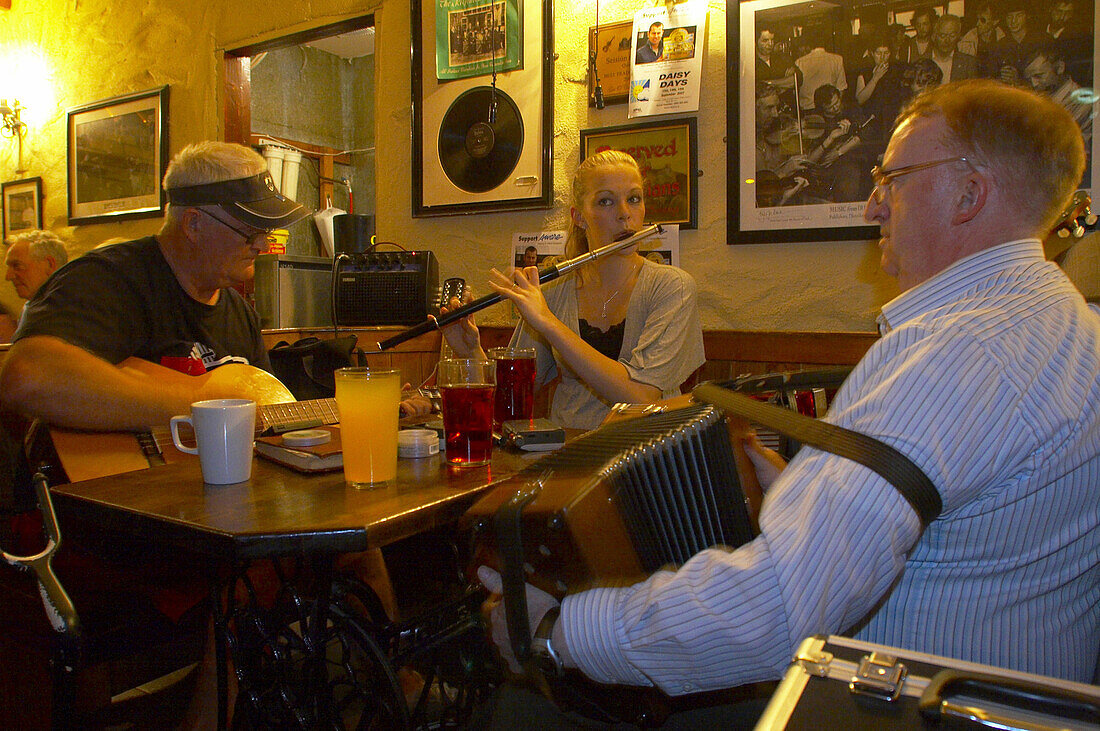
[[749, 0, 1095, 208]]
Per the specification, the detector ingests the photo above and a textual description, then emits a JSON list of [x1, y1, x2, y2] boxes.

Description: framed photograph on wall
[[727, 0, 1098, 244], [67, 86, 169, 225], [581, 118, 698, 229], [1, 177, 43, 240], [436, 0, 522, 80], [588, 19, 634, 107]]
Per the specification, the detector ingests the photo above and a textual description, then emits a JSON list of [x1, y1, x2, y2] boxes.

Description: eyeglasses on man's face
[[198, 207, 274, 246], [869, 156, 970, 204]]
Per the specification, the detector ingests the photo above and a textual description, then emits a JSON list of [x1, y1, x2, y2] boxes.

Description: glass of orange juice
[[333, 367, 401, 488]]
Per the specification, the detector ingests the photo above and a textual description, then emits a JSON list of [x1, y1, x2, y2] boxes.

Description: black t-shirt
[[15, 237, 270, 374]]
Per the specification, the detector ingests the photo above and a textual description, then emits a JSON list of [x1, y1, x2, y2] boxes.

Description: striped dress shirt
[[561, 239, 1100, 694]]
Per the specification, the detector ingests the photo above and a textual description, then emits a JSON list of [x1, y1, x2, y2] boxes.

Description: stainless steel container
[[253, 254, 334, 329]]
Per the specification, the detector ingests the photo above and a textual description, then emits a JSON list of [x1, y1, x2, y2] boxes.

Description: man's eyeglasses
[[198, 208, 274, 245], [870, 156, 970, 204]]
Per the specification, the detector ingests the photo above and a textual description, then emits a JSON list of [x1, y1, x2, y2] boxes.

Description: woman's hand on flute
[[439, 295, 485, 358], [488, 266, 557, 334]]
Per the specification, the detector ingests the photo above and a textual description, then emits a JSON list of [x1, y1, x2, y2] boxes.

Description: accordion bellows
[[466, 404, 755, 597]]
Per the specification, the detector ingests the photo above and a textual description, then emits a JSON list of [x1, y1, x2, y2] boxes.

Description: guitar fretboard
[[260, 399, 340, 434]]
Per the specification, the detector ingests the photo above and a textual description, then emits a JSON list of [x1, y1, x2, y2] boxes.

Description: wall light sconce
[[1, 98, 28, 175]]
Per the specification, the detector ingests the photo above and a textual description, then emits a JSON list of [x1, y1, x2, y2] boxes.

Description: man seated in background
[[4, 229, 69, 302], [478, 80, 1100, 725]]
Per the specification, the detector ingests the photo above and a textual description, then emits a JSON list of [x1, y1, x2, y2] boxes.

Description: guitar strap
[[692, 383, 942, 529]]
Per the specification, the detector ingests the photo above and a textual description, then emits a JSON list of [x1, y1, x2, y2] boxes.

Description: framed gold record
[[412, 0, 553, 216]]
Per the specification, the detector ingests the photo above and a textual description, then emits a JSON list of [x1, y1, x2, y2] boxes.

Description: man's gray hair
[[6, 229, 69, 266], [162, 141, 267, 224], [898, 79, 1085, 233]]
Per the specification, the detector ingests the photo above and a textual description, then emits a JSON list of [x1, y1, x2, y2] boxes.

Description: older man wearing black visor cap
[[1, 141, 310, 431]]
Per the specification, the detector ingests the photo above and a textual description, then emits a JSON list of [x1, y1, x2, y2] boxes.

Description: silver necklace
[[599, 262, 641, 318]]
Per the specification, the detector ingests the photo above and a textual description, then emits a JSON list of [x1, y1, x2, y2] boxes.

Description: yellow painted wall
[[0, 0, 897, 332]]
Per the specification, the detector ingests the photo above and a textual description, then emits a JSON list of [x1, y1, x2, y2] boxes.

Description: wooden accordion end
[[464, 403, 756, 599]]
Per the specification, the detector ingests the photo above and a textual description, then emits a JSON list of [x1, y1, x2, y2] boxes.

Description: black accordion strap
[[692, 383, 942, 528]]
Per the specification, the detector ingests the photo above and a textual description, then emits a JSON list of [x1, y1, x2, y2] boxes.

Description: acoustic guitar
[[40, 358, 341, 483]]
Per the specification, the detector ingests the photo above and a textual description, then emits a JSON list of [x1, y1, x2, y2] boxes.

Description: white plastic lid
[[281, 429, 332, 447], [398, 428, 439, 458]]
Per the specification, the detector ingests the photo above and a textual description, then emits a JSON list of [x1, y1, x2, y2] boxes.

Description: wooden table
[[50, 447, 537, 562], [48, 445, 541, 729]]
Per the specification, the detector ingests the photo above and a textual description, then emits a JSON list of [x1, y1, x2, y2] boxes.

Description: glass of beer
[[438, 359, 495, 467], [334, 367, 401, 488], [488, 347, 536, 430]]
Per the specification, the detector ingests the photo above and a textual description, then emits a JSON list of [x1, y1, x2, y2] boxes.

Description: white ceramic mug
[[170, 399, 257, 484]]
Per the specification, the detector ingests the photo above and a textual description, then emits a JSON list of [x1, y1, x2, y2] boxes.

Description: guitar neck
[[259, 398, 340, 434]]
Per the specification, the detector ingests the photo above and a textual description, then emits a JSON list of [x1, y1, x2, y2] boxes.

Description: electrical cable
[[591, 0, 605, 109]]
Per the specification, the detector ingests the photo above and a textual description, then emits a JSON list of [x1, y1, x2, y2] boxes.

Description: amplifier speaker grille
[[333, 251, 439, 327]]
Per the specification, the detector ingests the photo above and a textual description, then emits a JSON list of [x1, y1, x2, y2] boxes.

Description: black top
[[578, 318, 626, 361], [15, 236, 270, 373]]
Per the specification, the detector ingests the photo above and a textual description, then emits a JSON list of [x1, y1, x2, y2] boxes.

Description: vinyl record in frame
[[438, 86, 524, 193], [412, 0, 553, 216]]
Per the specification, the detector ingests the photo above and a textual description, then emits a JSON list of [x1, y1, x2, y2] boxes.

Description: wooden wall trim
[[223, 54, 251, 145], [480, 327, 878, 366], [701, 330, 877, 365], [0, 329, 876, 373]]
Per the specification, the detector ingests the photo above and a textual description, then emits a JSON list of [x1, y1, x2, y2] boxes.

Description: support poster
[[629, 2, 706, 117], [436, 0, 522, 80]]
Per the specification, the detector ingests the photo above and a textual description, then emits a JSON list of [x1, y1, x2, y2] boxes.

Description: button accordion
[[465, 369, 852, 599]]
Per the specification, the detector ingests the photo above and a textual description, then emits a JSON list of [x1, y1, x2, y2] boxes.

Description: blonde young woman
[[443, 150, 705, 429]]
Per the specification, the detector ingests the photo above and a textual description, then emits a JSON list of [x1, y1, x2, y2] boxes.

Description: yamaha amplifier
[[333, 250, 440, 326]]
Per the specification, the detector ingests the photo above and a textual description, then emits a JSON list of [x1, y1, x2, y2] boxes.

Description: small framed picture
[[66, 86, 169, 224], [581, 118, 698, 229], [588, 20, 634, 107], [2, 177, 44, 240]]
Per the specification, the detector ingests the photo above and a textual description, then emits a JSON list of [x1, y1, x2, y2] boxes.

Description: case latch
[[849, 651, 907, 701], [795, 649, 834, 677]]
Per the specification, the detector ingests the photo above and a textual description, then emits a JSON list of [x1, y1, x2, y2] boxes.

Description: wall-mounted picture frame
[[1, 176, 44, 240], [412, 0, 553, 217], [727, 0, 1098, 245], [436, 0, 522, 80], [588, 20, 634, 107], [581, 117, 698, 229], [67, 85, 169, 225]]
